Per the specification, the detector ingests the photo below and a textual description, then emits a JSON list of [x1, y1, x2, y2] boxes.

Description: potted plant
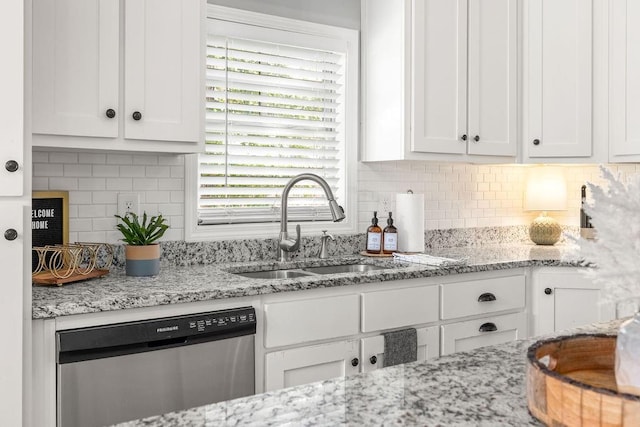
[[115, 212, 169, 277]]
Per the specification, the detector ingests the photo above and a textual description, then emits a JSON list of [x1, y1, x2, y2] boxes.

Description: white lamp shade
[[524, 167, 567, 211]]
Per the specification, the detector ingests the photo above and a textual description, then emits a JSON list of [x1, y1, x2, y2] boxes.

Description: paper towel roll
[[395, 193, 425, 253]]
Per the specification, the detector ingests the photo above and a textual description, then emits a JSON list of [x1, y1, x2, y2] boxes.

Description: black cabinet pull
[[478, 292, 497, 302], [533, 139, 540, 146], [132, 111, 142, 121], [544, 287, 553, 295], [5, 160, 19, 172], [4, 229, 18, 241], [351, 358, 359, 367], [461, 134, 468, 141], [369, 355, 377, 365], [106, 109, 116, 119], [479, 322, 497, 333], [473, 135, 480, 142]]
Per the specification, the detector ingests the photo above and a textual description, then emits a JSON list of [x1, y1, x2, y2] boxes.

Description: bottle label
[[367, 232, 382, 251], [383, 232, 398, 251]]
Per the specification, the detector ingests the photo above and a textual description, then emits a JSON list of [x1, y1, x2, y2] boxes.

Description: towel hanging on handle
[[383, 328, 417, 367]]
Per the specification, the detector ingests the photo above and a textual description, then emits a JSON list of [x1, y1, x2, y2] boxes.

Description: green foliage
[[114, 212, 169, 246]]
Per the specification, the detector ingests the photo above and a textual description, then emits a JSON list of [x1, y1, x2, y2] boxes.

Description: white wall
[[33, 150, 640, 243]]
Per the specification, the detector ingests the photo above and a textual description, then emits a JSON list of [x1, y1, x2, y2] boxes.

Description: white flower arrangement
[[577, 166, 640, 308]]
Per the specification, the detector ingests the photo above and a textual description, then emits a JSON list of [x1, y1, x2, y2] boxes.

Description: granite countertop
[[32, 244, 584, 319], [114, 320, 621, 427]]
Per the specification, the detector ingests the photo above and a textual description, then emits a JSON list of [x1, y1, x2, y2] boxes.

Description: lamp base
[[529, 212, 561, 245]]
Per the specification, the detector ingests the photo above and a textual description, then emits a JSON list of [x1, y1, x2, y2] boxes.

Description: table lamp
[[524, 166, 567, 245]]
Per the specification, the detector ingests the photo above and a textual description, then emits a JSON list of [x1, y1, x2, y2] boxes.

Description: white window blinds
[[199, 31, 346, 225]]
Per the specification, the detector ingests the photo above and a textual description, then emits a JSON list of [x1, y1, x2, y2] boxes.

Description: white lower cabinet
[[440, 312, 527, 356], [531, 267, 616, 336], [360, 326, 439, 373], [264, 340, 360, 392]]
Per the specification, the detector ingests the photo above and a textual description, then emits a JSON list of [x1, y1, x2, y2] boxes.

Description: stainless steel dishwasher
[[57, 307, 256, 427]]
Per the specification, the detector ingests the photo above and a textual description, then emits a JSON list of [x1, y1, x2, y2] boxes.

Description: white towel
[[392, 253, 466, 267]]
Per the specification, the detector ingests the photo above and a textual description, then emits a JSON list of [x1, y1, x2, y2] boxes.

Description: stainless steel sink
[[235, 269, 313, 279], [302, 264, 386, 274]]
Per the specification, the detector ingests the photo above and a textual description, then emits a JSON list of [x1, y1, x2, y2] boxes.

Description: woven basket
[[527, 334, 640, 426]]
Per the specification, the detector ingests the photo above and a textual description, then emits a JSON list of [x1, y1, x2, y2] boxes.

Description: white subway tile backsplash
[[133, 154, 158, 165], [119, 165, 146, 178], [78, 204, 106, 218], [78, 153, 106, 164], [107, 154, 133, 165], [78, 178, 106, 191], [133, 178, 158, 191], [48, 177, 79, 191], [33, 163, 63, 177], [106, 178, 133, 191], [32, 177, 49, 190], [92, 165, 120, 177], [32, 151, 49, 163], [145, 166, 171, 178], [49, 152, 78, 163], [146, 191, 171, 204], [63, 164, 92, 177], [69, 191, 92, 205]]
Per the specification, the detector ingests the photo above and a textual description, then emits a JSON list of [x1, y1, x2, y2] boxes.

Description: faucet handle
[[318, 230, 335, 259]]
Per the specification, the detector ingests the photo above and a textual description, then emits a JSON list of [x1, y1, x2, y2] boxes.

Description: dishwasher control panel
[[58, 306, 257, 360], [186, 307, 256, 333]]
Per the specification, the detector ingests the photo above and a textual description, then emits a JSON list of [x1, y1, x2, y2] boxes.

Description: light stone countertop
[[32, 244, 585, 319], [113, 320, 621, 427]]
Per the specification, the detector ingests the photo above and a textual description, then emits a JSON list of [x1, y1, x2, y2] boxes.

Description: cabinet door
[[532, 269, 615, 336], [610, 0, 640, 159], [360, 326, 439, 373], [525, 0, 592, 158], [264, 340, 360, 392], [440, 312, 526, 355], [412, 0, 467, 154], [124, 0, 202, 143], [467, 0, 517, 156], [32, 0, 119, 138]]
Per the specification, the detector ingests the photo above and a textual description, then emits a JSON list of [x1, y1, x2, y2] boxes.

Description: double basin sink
[[234, 263, 387, 279]]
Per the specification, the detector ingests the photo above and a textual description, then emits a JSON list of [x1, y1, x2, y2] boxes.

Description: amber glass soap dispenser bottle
[[366, 211, 382, 254], [383, 212, 398, 254]]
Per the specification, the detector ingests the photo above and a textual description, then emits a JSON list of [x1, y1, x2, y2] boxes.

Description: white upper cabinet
[[609, 0, 640, 162], [362, 0, 517, 162], [32, 0, 204, 153], [124, 0, 201, 142], [32, 0, 119, 138], [523, 0, 608, 162]]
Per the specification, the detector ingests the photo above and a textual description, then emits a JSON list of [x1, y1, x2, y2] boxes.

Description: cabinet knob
[[132, 111, 142, 121], [351, 358, 359, 367], [369, 355, 377, 365], [473, 135, 480, 142], [478, 292, 497, 302], [106, 109, 116, 119], [5, 160, 19, 172], [4, 229, 18, 241], [461, 134, 468, 141], [479, 322, 498, 333], [533, 139, 540, 146], [544, 287, 553, 295]]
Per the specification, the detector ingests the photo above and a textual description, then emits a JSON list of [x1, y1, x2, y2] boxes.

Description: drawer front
[[360, 326, 439, 373], [264, 294, 359, 348], [361, 285, 439, 332], [440, 275, 525, 320], [440, 312, 527, 355]]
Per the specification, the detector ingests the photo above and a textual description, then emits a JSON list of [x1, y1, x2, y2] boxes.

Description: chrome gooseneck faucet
[[279, 173, 345, 262]]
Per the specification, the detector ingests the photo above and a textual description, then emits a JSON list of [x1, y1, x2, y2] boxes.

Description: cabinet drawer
[[360, 326, 439, 373], [440, 275, 525, 320], [361, 285, 439, 332], [440, 312, 527, 355], [264, 294, 359, 348]]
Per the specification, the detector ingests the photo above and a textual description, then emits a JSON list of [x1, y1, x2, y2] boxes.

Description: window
[[186, 6, 358, 241]]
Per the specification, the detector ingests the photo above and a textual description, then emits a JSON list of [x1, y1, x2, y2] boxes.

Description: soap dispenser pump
[[366, 211, 382, 254], [383, 212, 398, 254]]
